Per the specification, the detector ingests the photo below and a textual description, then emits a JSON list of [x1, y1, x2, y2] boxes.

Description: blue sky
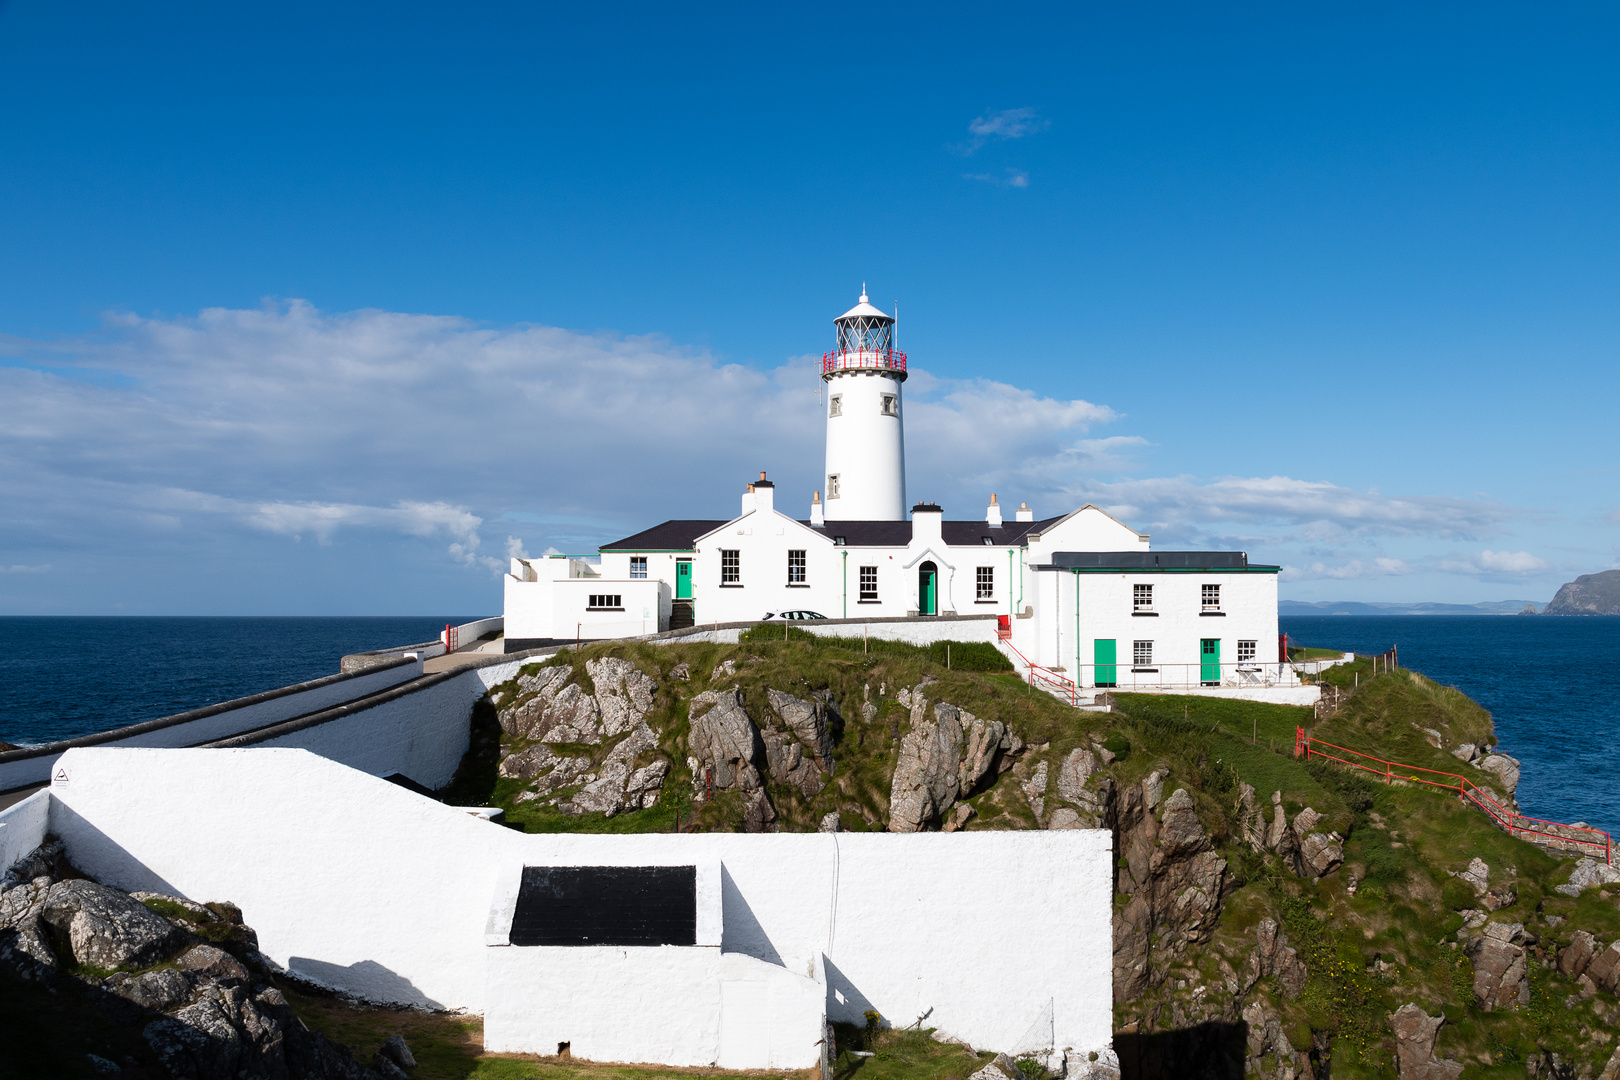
[[2, 2, 1617, 614]]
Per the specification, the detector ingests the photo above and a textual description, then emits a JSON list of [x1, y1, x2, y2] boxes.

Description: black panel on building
[[509, 865, 697, 947]]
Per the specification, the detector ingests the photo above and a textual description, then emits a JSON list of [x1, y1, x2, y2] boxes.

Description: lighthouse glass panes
[[1133, 584, 1153, 611], [859, 566, 878, 601], [629, 557, 647, 580], [721, 549, 740, 584], [976, 566, 994, 600], [835, 310, 894, 355], [787, 550, 806, 584], [1202, 584, 1221, 611]]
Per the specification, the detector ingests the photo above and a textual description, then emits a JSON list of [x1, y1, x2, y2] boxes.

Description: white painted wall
[[1024, 505, 1149, 563], [0, 658, 424, 794], [823, 368, 906, 521], [1016, 570, 1280, 689], [47, 748, 1114, 1061], [551, 579, 667, 639], [0, 789, 50, 874], [444, 617, 504, 649]]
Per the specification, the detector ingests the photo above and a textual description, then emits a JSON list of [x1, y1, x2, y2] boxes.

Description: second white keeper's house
[[505, 288, 1285, 692]]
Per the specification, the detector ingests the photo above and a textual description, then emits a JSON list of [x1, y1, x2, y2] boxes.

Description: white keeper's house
[[506, 289, 1285, 691]]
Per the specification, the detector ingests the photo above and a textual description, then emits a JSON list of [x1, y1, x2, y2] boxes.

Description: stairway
[[669, 600, 695, 631]]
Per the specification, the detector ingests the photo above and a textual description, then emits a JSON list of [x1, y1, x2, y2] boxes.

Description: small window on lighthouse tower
[[880, 394, 897, 416], [828, 474, 841, 499], [829, 395, 842, 417]]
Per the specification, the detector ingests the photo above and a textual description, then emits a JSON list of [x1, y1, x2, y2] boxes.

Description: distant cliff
[[1543, 568, 1620, 615]]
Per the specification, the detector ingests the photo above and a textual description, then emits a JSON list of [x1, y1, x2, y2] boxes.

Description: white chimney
[[753, 470, 775, 515], [810, 490, 825, 527], [912, 500, 943, 543], [986, 492, 1002, 528], [1015, 501, 1034, 522], [741, 483, 755, 517]]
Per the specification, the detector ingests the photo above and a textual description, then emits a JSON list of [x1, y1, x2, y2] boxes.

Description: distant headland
[[1279, 599, 1545, 616], [1541, 569, 1620, 615]]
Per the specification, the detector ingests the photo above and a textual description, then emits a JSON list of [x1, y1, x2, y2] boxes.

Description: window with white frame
[[859, 566, 878, 601], [1202, 583, 1220, 611], [629, 556, 647, 580], [1238, 639, 1257, 662], [721, 549, 740, 584], [976, 566, 994, 600], [1133, 583, 1153, 611], [1133, 640, 1154, 666], [880, 394, 897, 416], [829, 394, 842, 417], [828, 474, 841, 499], [587, 594, 623, 610], [787, 549, 806, 584]]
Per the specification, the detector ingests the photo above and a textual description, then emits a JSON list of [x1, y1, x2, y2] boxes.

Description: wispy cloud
[[963, 168, 1030, 188], [1439, 549, 1550, 575], [1281, 558, 1413, 582], [0, 564, 51, 574], [961, 107, 1049, 153]]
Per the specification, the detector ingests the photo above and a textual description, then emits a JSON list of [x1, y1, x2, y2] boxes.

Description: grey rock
[[1046, 807, 1085, 830], [572, 760, 632, 816], [956, 709, 1010, 795], [766, 688, 835, 767], [761, 725, 823, 797], [1555, 857, 1620, 897], [1453, 857, 1490, 895], [588, 657, 657, 738], [710, 658, 736, 681], [40, 879, 186, 971], [108, 967, 197, 1012], [1142, 770, 1165, 810], [1422, 727, 1444, 749], [818, 812, 843, 833], [1020, 759, 1049, 825], [536, 683, 604, 744], [499, 743, 560, 780], [498, 666, 572, 737], [669, 662, 691, 682], [1233, 782, 1266, 853], [1390, 1003, 1464, 1080], [1249, 917, 1307, 998], [176, 943, 250, 983], [2, 838, 66, 889], [1476, 753, 1521, 795], [888, 703, 968, 832], [373, 1055, 409, 1080], [1601, 1044, 1620, 1080], [943, 804, 975, 832], [1298, 831, 1345, 879], [1468, 922, 1530, 1010], [688, 688, 765, 794], [0, 912, 60, 980], [1451, 743, 1479, 763], [625, 760, 670, 809], [1587, 940, 1620, 993], [380, 1034, 416, 1069], [742, 788, 776, 833], [1056, 748, 1098, 804], [1158, 789, 1206, 855], [1291, 806, 1323, 836], [144, 982, 286, 1080]]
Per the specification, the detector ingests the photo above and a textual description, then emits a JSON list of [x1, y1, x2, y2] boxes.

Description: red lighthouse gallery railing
[[822, 348, 907, 376]]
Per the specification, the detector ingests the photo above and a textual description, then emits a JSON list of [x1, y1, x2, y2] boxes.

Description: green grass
[[830, 1026, 989, 1080]]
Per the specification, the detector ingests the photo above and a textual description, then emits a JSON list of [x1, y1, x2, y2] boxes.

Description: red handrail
[[1296, 727, 1612, 865], [997, 634, 1079, 706]]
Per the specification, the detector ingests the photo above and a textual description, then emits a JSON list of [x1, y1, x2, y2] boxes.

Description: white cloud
[[1280, 558, 1413, 582], [962, 107, 1049, 152], [1064, 475, 1515, 542], [0, 564, 51, 574], [963, 168, 1030, 188], [1439, 549, 1550, 575]]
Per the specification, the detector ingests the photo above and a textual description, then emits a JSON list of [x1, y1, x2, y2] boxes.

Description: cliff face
[[1543, 569, 1620, 615]]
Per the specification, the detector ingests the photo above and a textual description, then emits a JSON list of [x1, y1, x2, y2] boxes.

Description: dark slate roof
[[1045, 550, 1281, 571], [600, 520, 727, 552], [601, 515, 1068, 553]]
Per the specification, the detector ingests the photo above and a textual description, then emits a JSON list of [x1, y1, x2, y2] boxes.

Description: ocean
[[0, 617, 476, 748], [1281, 614, 1620, 840], [1, 614, 1614, 839]]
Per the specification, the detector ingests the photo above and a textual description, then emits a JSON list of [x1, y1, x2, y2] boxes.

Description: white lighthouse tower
[[821, 286, 907, 521]]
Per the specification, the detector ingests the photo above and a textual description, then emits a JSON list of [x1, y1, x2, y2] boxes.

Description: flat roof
[[1041, 551, 1281, 572]]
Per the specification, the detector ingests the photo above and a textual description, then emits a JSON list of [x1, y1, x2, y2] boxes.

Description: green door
[[1093, 639, 1117, 687], [675, 560, 692, 600], [1201, 638, 1221, 684], [919, 561, 937, 615]]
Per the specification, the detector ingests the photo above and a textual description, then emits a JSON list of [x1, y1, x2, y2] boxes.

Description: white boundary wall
[[0, 789, 50, 873], [0, 658, 425, 794], [44, 747, 1114, 1061]]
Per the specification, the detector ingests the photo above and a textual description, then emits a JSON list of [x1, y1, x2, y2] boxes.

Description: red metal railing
[[996, 631, 1080, 706], [822, 348, 907, 376], [444, 623, 458, 653], [1295, 726, 1613, 865]]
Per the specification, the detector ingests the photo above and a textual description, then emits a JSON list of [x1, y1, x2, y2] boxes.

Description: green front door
[[675, 560, 692, 600], [1093, 639, 1117, 687], [919, 561, 937, 615], [1201, 638, 1221, 684]]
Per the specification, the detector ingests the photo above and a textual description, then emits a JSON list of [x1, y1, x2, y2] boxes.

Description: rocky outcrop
[[1055, 748, 1112, 827], [688, 688, 766, 794], [1240, 998, 1307, 1079], [1244, 917, 1307, 998], [1555, 857, 1620, 897], [496, 659, 659, 747], [1114, 780, 1228, 1001], [1585, 939, 1620, 994], [1, 839, 392, 1079], [587, 657, 658, 738], [1558, 930, 1599, 980], [887, 692, 1018, 832], [1467, 922, 1532, 1010], [1475, 753, 1521, 797], [1390, 1003, 1464, 1079], [761, 689, 838, 797]]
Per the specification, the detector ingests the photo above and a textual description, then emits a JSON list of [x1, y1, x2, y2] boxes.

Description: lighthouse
[[821, 287, 907, 521]]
